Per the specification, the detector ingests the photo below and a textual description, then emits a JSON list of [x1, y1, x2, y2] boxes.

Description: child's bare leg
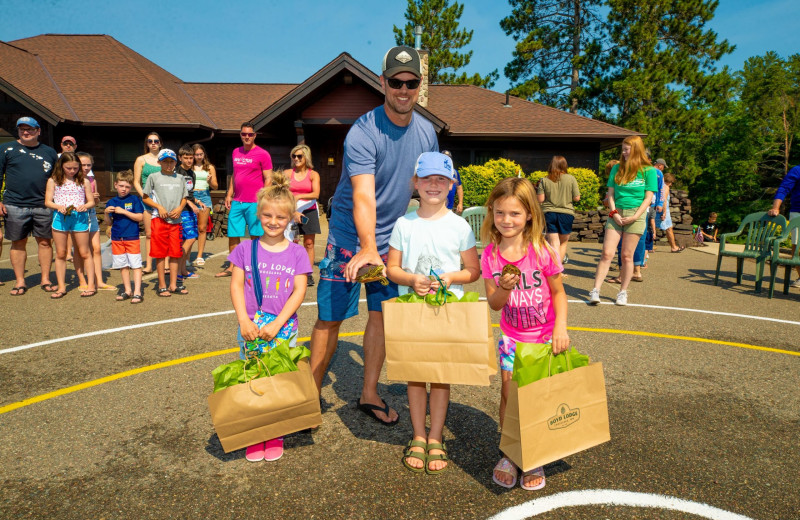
[[181, 238, 196, 275], [196, 209, 209, 259], [142, 212, 152, 272], [133, 267, 142, 296], [405, 382, 428, 470], [120, 267, 132, 295], [52, 231, 68, 293], [168, 257, 180, 291], [495, 371, 516, 486], [74, 253, 87, 288], [427, 383, 450, 472], [66, 234, 73, 262], [73, 231, 95, 292], [156, 257, 167, 290], [90, 230, 106, 287]]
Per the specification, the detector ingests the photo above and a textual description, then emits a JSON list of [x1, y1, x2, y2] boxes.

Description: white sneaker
[[615, 290, 628, 306], [588, 288, 601, 305], [792, 279, 800, 288]]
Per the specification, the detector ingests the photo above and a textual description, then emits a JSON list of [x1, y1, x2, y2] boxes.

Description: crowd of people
[[2, 43, 797, 490]]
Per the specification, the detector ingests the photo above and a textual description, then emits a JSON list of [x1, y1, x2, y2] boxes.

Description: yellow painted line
[[2, 328, 797, 416]]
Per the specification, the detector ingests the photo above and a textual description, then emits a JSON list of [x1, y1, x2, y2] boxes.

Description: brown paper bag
[[500, 362, 610, 471], [382, 298, 497, 386], [207, 359, 321, 453]]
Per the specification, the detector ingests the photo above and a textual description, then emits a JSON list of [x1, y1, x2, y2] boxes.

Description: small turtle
[[64, 205, 75, 216], [356, 264, 389, 285], [501, 264, 521, 277]]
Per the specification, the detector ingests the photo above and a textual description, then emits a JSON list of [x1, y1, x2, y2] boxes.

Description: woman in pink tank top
[[284, 145, 321, 286]]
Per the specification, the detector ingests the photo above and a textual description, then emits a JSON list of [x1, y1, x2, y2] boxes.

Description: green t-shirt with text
[[607, 165, 657, 210]]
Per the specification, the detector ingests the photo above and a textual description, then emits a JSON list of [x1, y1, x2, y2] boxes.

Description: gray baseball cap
[[654, 158, 668, 168], [382, 46, 422, 78]]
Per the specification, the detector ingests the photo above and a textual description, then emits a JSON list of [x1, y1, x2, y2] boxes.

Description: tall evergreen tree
[[393, 0, 498, 87], [500, 0, 604, 113], [591, 0, 734, 185]]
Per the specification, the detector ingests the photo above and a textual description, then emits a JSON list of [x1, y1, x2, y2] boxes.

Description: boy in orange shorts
[[142, 149, 189, 296], [105, 170, 145, 303]]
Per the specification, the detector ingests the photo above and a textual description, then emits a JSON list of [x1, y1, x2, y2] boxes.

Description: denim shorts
[[52, 210, 90, 233], [3, 204, 53, 241], [194, 190, 213, 211], [88, 208, 99, 233], [316, 243, 398, 321], [227, 201, 262, 237]]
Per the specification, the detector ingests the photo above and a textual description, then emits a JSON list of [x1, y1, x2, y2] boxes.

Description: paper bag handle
[[547, 345, 573, 376], [243, 355, 272, 396]]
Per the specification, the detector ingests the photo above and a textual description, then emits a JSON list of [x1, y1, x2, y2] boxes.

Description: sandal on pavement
[[130, 294, 143, 304], [171, 285, 189, 295], [194, 257, 205, 266], [40, 283, 57, 292], [263, 437, 284, 461], [605, 276, 621, 284], [80, 290, 97, 298], [402, 439, 427, 473], [98, 283, 116, 291], [50, 291, 67, 299], [356, 399, 399, 426], [215, 270, 232, 278], [116, 290, 131, 301], [157, 287, 171, 297], [671, 246, 685, 253], [492, 457, 518, 489], [631, 275, 644, 282], [425, 441, 449, 475], [10, 286, 28, 296], [520, 466, 546, 491]]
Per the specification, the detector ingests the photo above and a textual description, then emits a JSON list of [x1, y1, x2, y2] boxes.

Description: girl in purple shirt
[[228, 171, 312, 463]]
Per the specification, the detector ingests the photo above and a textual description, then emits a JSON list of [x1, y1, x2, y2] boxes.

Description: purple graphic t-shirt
[[481, 243, 563, 343], [228, 240, 312, 321]]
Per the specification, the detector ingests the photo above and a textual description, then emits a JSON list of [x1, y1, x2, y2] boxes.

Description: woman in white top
[[192, 144, 218, 265]]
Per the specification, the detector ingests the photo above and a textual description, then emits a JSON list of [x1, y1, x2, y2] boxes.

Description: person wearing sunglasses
[[133, 132, 163, 274], [59, 136, 77, 156], [216, 122, 273, 277], [285, 145, 321, 286], [310, 46, 439, 427]]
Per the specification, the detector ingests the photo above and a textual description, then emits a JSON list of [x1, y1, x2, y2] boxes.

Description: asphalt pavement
[[1, 230, 798, 520]]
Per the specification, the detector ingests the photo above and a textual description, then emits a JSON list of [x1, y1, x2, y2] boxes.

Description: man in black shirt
[[0, 117, 58, 294]]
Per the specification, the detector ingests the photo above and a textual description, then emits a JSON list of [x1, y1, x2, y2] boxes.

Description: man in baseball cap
[[1, 116, 58, 294], [60, 136, 77, 156], [310, 44, 438, 427]]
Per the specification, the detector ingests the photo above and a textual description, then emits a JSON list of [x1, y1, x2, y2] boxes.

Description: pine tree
[[393, 0, 498, 88], [591, 0, 734, 185], [500, 0, 604, 113]]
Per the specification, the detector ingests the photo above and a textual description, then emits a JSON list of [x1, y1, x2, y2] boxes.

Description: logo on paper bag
[[547, 403, 580, 430]]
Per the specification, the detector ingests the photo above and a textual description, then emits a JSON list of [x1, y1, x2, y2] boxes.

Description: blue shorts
[[544, 212, 574, 235], [88, 208, 99, 233], [52, 211, 90, 232], [180, 210, 199, 240], [317, 243, 398, 322], [227, 200, 262, 237], [194, 190, 213, 211]]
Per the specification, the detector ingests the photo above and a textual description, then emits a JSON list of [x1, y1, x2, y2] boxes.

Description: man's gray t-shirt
[[143, 171, 188, 224], [328, 105, 438, 254]]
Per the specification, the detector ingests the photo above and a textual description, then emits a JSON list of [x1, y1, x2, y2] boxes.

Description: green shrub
[[528, 168, 601, 212], [460, 164, 498, 206], [461, 158, 525, 206]]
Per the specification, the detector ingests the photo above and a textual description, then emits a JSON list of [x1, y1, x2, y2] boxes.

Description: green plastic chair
[[768, 216, 800, 298], [714, 211, 786, 293], [461, 206, 488, 248]]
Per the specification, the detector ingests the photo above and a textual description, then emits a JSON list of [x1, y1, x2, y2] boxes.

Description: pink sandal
[[492, 457, 518, 489], [520, 466, 546, 491]]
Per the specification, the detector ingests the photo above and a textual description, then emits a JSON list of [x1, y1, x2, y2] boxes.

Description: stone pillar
[[417, 50, 429, 108]]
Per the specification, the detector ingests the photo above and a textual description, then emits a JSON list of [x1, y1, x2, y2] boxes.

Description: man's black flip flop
[[356, 399, 399, 426]]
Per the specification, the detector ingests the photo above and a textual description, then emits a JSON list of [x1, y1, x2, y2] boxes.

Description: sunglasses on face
[[62, 141, 75, 146], [292, 154, 304, 159], [241, 132, 255, 138], [147, 139, 160, 144], [386, 77, 421, 90]]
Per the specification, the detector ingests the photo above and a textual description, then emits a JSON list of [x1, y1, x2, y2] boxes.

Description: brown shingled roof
[[427, 84, 638, 139], [9, 34, 214, 127], [182, 83, 296, 132]]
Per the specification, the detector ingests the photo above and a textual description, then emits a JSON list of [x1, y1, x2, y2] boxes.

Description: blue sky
[[2, 0, 799, 94]]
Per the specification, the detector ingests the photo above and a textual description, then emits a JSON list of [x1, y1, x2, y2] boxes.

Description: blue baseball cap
[[414, 152, 455, 180], [157, 149, 177, 161], [16, 116, 40, 129]]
